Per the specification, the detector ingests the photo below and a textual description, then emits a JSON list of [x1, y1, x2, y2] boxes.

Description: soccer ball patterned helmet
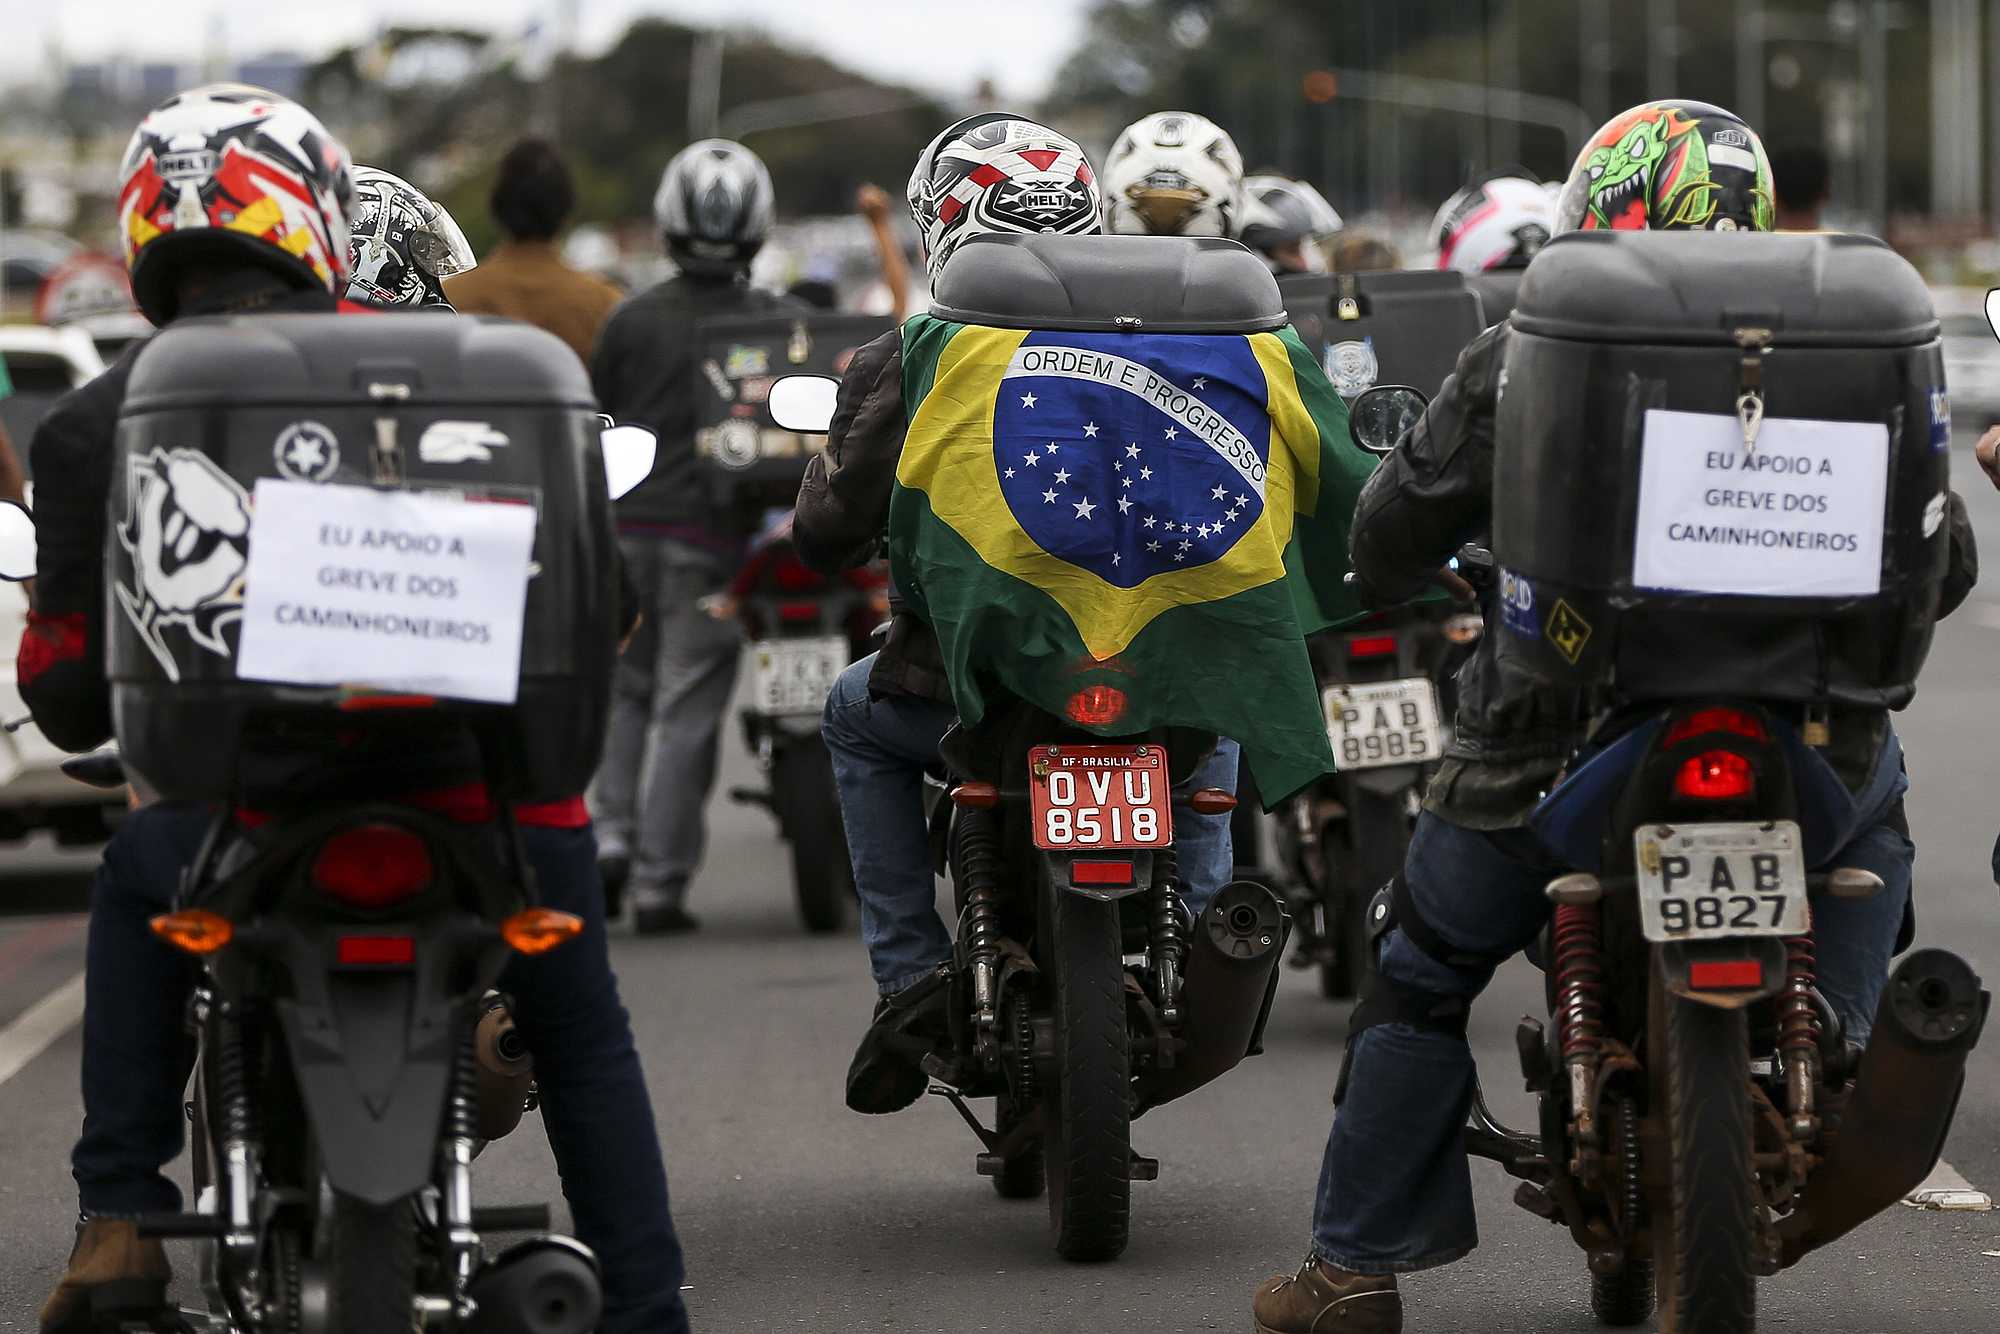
[[1101, 110, 1244, 237], [906, 113, 1101, 277]]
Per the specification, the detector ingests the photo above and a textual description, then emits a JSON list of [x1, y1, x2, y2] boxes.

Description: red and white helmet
[[117, 83, 354, 324], [906, 113, 1101, 277], [1428, 173, 1557, 274]]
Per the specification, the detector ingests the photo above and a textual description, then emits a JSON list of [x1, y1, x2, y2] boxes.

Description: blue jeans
[[1311, 734, 1913, 1274], [822, 652, 1240, 995], [73, 805, 690, 1334]]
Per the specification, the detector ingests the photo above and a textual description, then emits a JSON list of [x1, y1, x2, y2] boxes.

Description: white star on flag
[[1164, 427, 1178, 440], [1125, 443, 1141, 458], [1197, 523, 1213, 538], [1139, 466, 1153, 480], [1173, 551, 1186, 562], [1117, 496, 1132, 514], [1045, 441, 1059, 454], [1004, 468, 1016, 479], [1111, 552, 1121, 566], [1053, 468, 1071, 485], [1225, 507, 1239, 521], [1179, 539, 1192, 551], [1210, 485, 1227, 500], [1113, 460, 1123, 471], [1082, 422, 1098, 437], [1192, 376, 1207, 389], [1235, 493, 1249, 507], [1023, 451, 1039, 466], [1021, 393, 1037, 408], [1147, 539, 1162, 552], [1042, 488, 1058, 504], [1121, 477, 1133, 489], [1073, 497, 1097, 520], [1142, 516, 1157, 529]]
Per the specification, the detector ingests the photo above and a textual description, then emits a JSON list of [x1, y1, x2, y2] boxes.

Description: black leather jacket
[[1351, 321, 1979, 829]]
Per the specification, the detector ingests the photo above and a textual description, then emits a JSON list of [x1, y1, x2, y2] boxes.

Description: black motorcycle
[[925, 694, 1288, 1261], [722, 516, 884, 932]]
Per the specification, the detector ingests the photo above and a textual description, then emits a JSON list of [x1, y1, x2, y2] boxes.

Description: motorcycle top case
[[1492, 230, 1948, 707], [108, 313, 618, 801], [1276, 269, 1485, 400]]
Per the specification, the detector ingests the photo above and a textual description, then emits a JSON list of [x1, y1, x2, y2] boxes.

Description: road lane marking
[[0, 970, 85, 1088], [1904, 1159, 1992, 1211]]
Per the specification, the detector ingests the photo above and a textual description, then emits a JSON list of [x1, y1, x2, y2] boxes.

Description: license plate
[[749, 635, 846, 715], [1029, 745, 1173, 851], [1325, 678, 1441, 771], [1635, 821, 1809, 942]]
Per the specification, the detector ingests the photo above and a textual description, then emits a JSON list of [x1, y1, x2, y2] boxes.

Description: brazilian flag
[[891, 313, 1378, 803]]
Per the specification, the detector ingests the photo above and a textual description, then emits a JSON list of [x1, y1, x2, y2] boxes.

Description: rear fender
[[1038, 849, 1155, 903]]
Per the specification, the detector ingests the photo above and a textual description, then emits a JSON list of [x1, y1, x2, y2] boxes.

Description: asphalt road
[[2, 458, 1998, 1332]]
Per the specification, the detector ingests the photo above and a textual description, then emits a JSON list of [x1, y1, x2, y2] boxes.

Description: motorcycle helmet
[[117, 83, 354, 325], [654, 139, 776, 278], [1238, 175, 1344, 274], [1555, 100, 1775, 234], [1101, 110, 1244, 237], [344, 165, 476, 309], [1429, 172, 1557, 273], [906, 112, 1101, 277]]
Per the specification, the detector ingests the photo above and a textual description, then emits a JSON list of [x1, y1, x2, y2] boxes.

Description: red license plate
[[1028, 744, 1173, 851]]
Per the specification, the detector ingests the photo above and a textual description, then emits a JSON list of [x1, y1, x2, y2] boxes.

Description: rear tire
[[775, 738, 853, 934], [1591, 1257, 1656, 1326], [1040, 884, 1131, 1261], [325, 1193, 418, 1334], [1652, 978, 1757, 1334]]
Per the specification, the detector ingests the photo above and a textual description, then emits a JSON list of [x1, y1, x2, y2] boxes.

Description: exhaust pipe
[[475, 993, 535, 1141], [465, 1236, 603, 1334], [1134, 881, 1290, 1114], [1776, 948, 1988, 1267]]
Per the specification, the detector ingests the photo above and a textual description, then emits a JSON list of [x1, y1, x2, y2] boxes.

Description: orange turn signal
[[1189, 787, 1238, 815], [950, 782, 1001, 809], [500, 908, 585, 955], [149, 910, 234, 955]]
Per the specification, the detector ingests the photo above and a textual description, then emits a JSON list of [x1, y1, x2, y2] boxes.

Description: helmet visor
[[408, 198, 476, 278]]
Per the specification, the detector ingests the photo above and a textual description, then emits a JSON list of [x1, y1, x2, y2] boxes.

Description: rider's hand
[[857, 184, 891, 224], [1435, 567, 1476, 603], [1976, 425, 2000, 491]]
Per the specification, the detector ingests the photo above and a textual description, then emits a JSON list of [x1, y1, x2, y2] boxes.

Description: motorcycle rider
[[1101, 110, 1245, 237], [1251, 99, 1979, 1334], [1239, 174, 1343, 274], [344, 164, 477, 309], [1426, 170, 1555, 275], [588, 138, 804, 934], [792, 113, 1240, 1116], [24, 86, 690, 1334]]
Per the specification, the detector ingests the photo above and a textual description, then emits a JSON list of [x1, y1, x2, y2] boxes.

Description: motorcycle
[[719, 512, 885, 933]]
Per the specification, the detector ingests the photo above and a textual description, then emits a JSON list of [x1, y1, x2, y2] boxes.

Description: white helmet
[[1101, 111, 1244, 237], [1429, 173, 1558, 274]]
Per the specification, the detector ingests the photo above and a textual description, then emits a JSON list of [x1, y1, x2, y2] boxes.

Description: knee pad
[[1368, 873, 1513, 973], [1332, 968, 1473, 1106]]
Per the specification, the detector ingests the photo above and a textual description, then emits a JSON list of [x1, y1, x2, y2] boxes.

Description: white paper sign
[[236, 480, 537, 703], [1632, 409, 1888, 597]]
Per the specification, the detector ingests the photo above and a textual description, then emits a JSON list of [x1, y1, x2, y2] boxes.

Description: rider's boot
[[844, 965, 953, 1114], [1253, 1255, 1402, 1334], [39, 1218, 172, 1334]]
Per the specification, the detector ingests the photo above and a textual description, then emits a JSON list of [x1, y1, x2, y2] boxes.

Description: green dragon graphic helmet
[[1556, 100, 1775, 234]]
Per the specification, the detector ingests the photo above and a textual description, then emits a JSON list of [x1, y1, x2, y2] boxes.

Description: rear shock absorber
[[953, 805, 1005, 1067], [1149, 845, 1187, 1026], [1780, 929, 1821, 1139], [212, 1003, 262, 1263], [441, 1018, 482, 1316], [1551, 901, 1606, 1178]]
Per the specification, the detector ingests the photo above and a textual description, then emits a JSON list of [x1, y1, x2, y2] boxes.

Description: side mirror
[[768, 374, 841, 435], [600, 425, 658, 501], [1348, 384, 1430, 456], [0, 500, 35, 582]]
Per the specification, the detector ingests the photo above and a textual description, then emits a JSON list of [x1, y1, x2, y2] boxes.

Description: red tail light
[[1066, 684, 1127, 727], [337, 935, 416, 967], [777, 600, 823, 623], [1664, 707, 1767, 746], [1674, 751, 1756, 802], [1689, 960, 1763, 990], [1347, 634, 1399, 659], [1071, 860, 1135, 888], [312, 824, 434, 909], [770, 555, 827, 593]]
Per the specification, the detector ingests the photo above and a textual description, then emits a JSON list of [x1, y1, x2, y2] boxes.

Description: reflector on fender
[[337, 935, 416, 967], [950, 782, 1000, 809], [1066, 684, 1127, 727], [1071, 860, 1135, 888], [1689, 960, 1764, 990], [1673, 750, 1755, 801], [1347, 635, 1399, 659], [149, 910, 233, 955], [501, 908, 584, 955]]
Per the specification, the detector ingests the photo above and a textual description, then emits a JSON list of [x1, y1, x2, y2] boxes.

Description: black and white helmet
[[344, 165, 475, 308], [654, 138, 775, 277], [1238, 175, 1344, 274], [1102, 111, 1244, 237], [906, 113, 1101, 277]]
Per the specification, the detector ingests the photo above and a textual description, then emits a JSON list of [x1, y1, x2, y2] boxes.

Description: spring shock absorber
[[1552, 902, 1606, 1177], [1779, 929, 1821, 1138], [953, 805, 1005, 1065], [1149, 845, 1187, 1025], [441, 1019, 483, 1316], [212, 1004, 262, 1263]]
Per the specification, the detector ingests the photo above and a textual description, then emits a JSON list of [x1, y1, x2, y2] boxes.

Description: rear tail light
[[1673, 750, 1756, 802], [1664, 707, 1767, 746], [337, 935, 416, 967], [312, 824, 434, 909], [1347, 634, 1399, 660], [501, 908, 585, 956], [150, 910, 233, 955], [770, 555, 827, 593], [1066, 684, 1127, 727], [338, 693, 438, 712], [777, 600, 823, 623], [950, 782, 1000, 809], [1689, 959, 1764, 990], [1071, 860, 1135, 888]]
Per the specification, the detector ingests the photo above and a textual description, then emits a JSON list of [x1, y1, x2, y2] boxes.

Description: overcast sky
[[7, 0, 1092, 101]]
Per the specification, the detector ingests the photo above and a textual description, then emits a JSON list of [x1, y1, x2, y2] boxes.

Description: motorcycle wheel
[[991, 1094, 1046, 1199], [1651, 975, 1757, 1333], [325, 1192, 418, 1334], [1591, 1257, 1657, 1326], [774, 737, 853, 934], [1040, 884, 1131, 1261]]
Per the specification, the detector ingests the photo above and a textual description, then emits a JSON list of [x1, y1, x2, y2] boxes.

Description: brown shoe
[[1253, 1254, 1402, 1334], [38, 1218, 172, 1334]]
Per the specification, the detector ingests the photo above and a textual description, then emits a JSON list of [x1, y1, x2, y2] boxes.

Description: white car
[[0, 324, 124, 844]]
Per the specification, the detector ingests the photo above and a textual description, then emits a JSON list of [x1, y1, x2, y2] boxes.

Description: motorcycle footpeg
[[1129, 1153, 1160, 1182], [131, 1211, 225, 1239], [472, 1204, 552, 1232], [1511, 1181, 1562, 1223]]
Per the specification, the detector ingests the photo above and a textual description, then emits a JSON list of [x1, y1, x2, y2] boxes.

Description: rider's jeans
[[822, 652, 1240, 995], [72, 804, 692, 1334], [1310, 735, 1913, 1275]]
